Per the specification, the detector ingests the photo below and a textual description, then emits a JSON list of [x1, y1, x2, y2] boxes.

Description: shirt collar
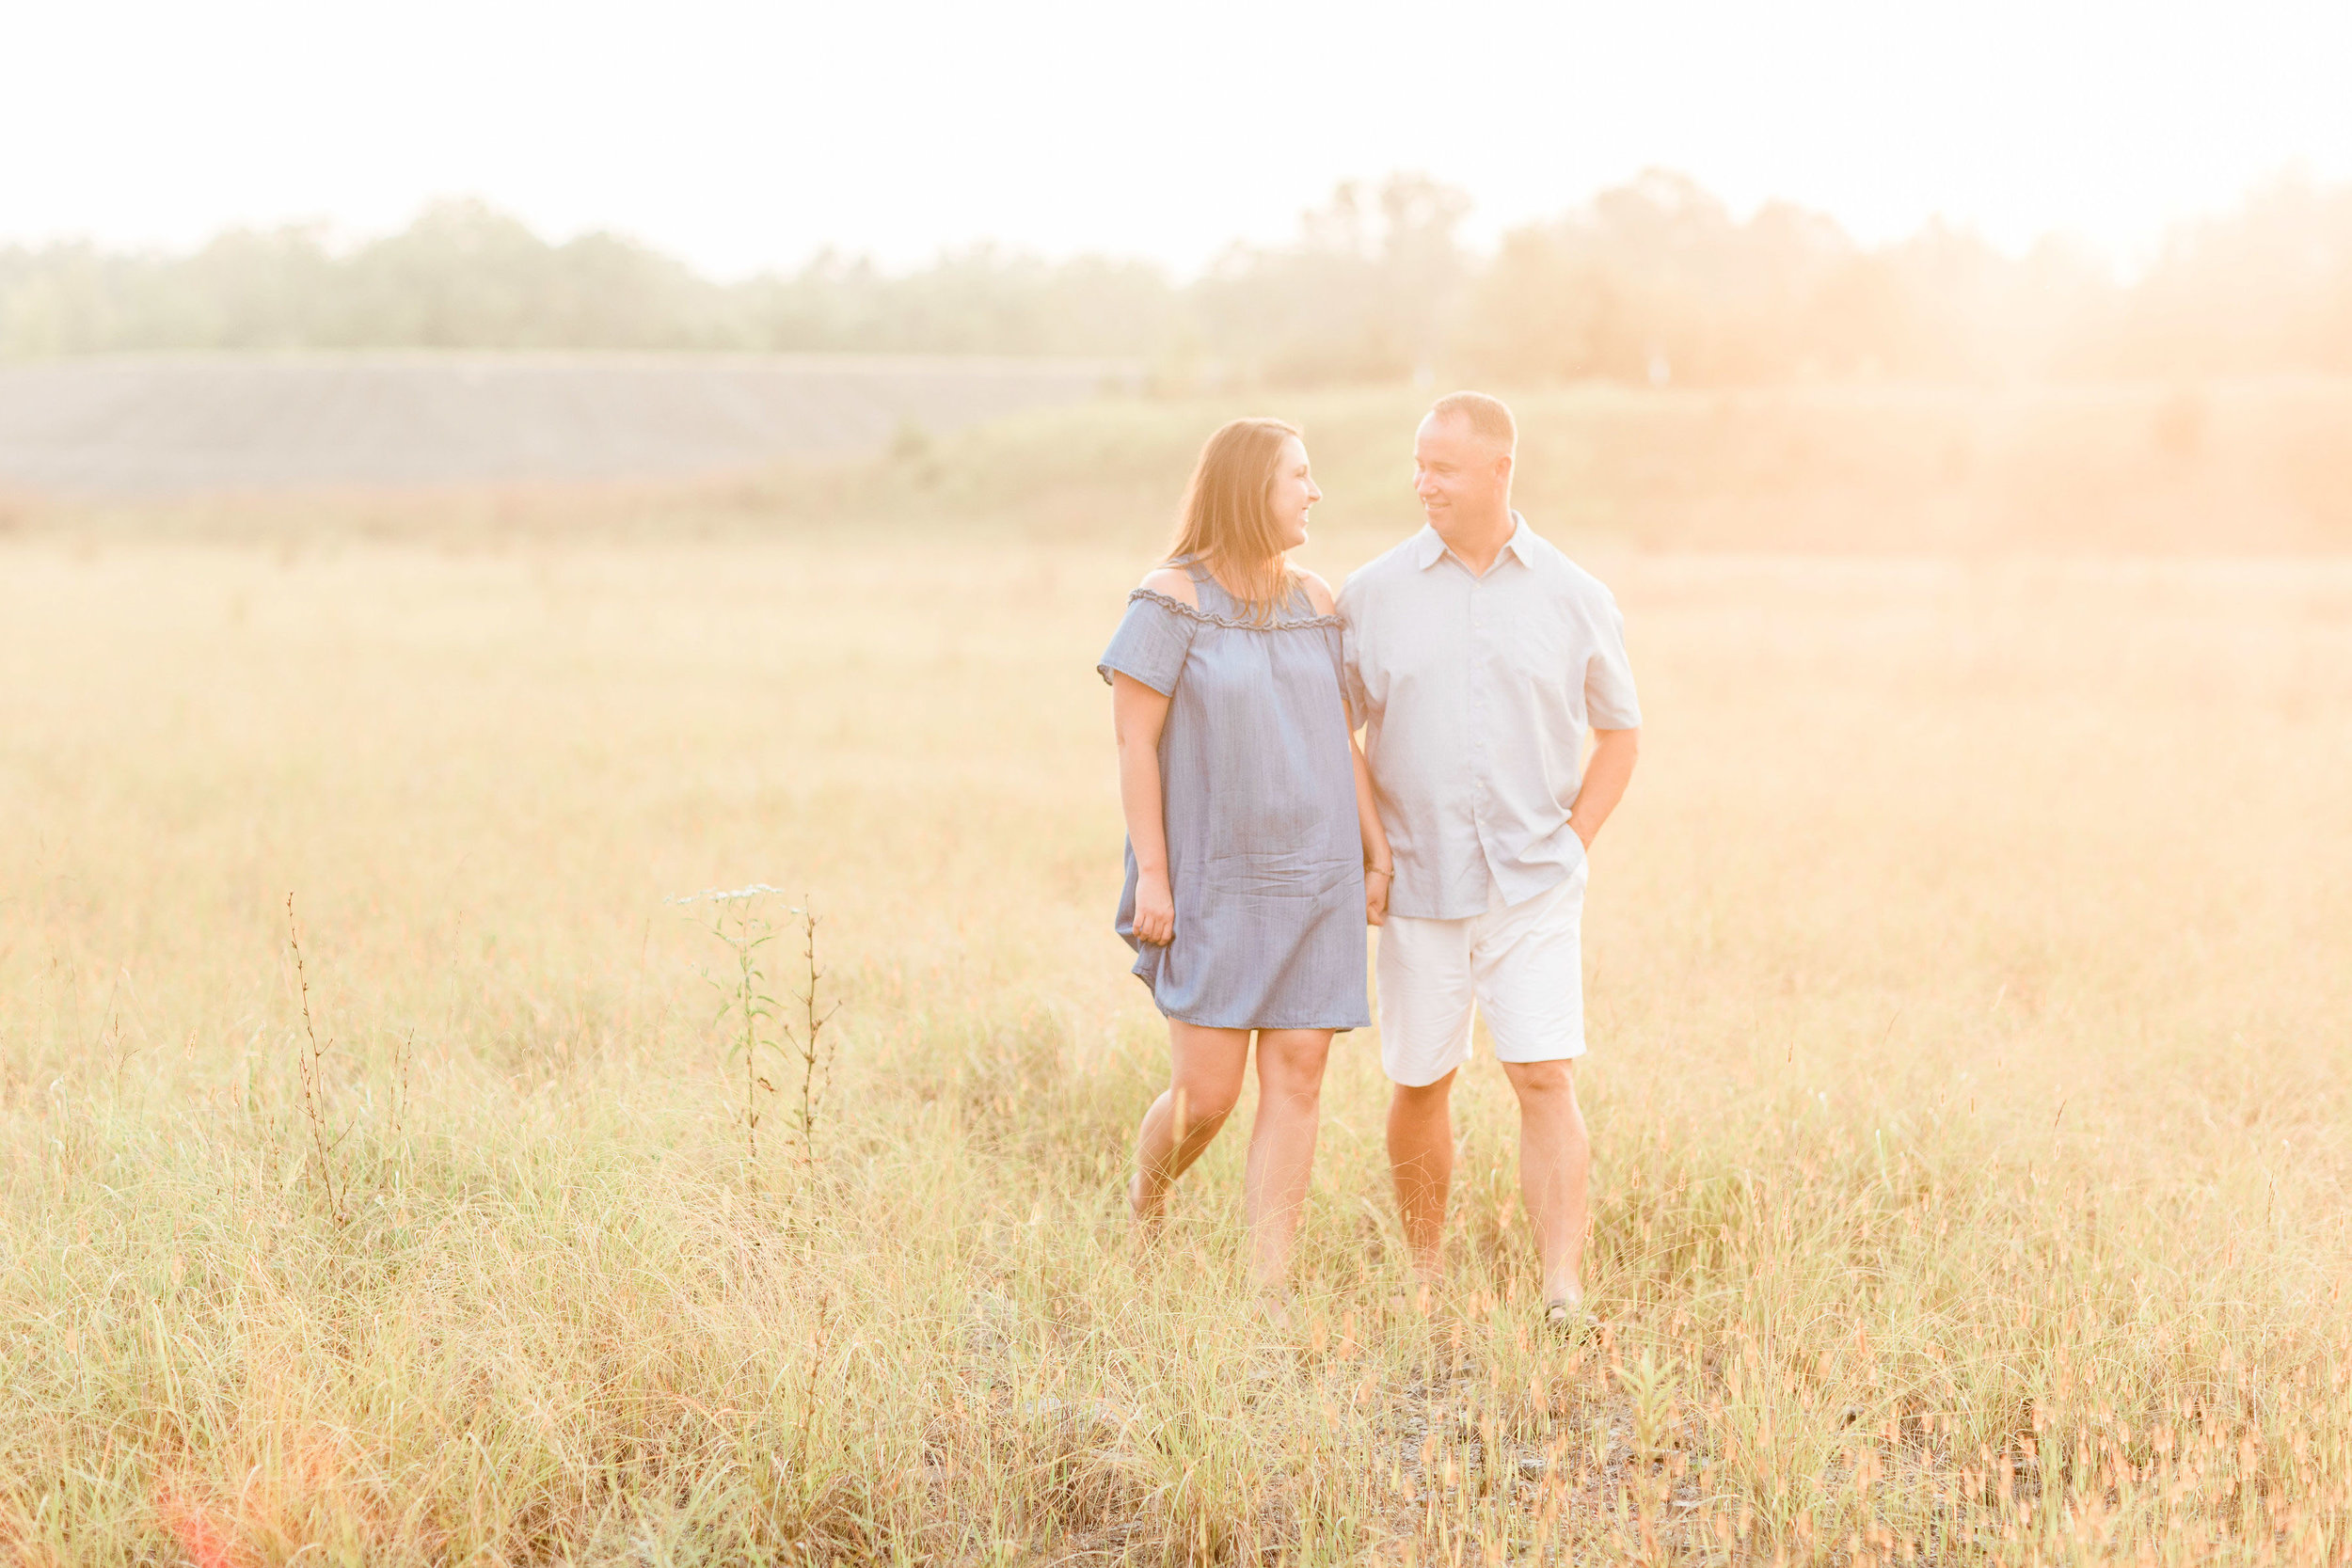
[[1499, 512, 1536, 566], [1414, 512, 1534, 573]]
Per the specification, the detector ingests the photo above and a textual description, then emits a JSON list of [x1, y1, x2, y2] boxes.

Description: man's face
[[1412, 413, 1509, 526], [1265, 435, 1322, 550]]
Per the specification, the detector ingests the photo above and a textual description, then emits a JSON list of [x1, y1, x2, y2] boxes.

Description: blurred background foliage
[[6, 168, 2351, 386]]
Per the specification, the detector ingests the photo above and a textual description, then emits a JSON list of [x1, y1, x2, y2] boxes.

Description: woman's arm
[[1112, 673, 1177, 945], [1297, 568, 1391, 926], [1352, 728, 1391, 926]]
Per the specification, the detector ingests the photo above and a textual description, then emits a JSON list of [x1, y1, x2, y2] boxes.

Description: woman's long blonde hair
[[1165, 418, 1301, 624]]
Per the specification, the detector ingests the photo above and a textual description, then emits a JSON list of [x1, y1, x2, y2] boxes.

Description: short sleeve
[[1335, 576, 1374, 727], [1583, 592, 1642, 729], [1097, 591, 1200, 695]]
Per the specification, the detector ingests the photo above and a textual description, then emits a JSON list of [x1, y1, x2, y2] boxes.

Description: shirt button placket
[[1468, 582, 1486, 888], [1468, 580, 1486, 863]]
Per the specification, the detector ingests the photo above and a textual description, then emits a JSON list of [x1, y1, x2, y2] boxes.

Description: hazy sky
[[9, 0, 2350, 277]]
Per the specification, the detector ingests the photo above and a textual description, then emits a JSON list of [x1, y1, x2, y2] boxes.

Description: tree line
[[6, 170, 2348, 385]]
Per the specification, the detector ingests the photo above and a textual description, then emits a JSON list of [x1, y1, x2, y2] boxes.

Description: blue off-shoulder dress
[[1096, 562, 1370, 1032]]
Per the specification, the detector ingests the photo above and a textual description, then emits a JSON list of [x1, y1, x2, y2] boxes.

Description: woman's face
[[1265, 436, 1322, 551]]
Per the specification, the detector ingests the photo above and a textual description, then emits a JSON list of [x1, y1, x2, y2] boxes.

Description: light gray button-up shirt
[[1338, 514, 1642, 920]]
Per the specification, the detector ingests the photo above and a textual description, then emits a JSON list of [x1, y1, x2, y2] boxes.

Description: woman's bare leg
[[1130, 1022, 1250, 1230], [1241, 1028, 1334, 1288]]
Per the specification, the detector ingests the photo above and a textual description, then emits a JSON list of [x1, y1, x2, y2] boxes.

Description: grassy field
[[4, 491, 2352, 1561]]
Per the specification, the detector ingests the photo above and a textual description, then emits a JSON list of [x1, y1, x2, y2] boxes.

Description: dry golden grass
[[3, 518, 2351, 1564]]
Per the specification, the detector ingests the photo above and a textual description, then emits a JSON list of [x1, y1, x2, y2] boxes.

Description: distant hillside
[[777, 379, 2352, 557], [0, 354, 1131, 496], [22, 377, 2349, 560]]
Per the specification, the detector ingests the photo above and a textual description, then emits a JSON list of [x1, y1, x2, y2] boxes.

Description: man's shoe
[[1543, 1298, 1595, 1342]]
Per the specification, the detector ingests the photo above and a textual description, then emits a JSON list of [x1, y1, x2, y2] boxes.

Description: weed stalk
[[785, 899, 839, 1180], [285, 893, 348, 1227], [678, 886, 787, 1184]]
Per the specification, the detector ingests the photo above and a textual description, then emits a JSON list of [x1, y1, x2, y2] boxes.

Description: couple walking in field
[[1099, 392, 1642, 1327]]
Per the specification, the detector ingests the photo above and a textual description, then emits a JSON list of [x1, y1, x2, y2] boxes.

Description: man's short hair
[[1428, 390, 1517, 452]]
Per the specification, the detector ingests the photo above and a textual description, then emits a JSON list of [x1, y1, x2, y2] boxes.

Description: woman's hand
[[1365, 865, 1391, 927], [1134, 869, 1176, 946]]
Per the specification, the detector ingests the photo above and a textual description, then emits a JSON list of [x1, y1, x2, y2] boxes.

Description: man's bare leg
[[1501, 1058, 1590, 1307], [1239, 1028, 1334, 1289], [1386, 1070, 1458, 1278], [1130, 1022, 1250, 1229]]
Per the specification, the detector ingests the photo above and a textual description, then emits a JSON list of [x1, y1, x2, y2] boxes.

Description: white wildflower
[[666, 882, 787, 905]]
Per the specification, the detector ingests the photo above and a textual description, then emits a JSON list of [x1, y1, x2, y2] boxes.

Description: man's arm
[[1568, 728, 1639, 849]]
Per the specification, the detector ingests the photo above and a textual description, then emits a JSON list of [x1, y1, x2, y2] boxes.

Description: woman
[[1096, 418, 1391, 1289]]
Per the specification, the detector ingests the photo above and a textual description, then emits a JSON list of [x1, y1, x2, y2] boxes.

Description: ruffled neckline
[[1129, 586, 1342, 632]]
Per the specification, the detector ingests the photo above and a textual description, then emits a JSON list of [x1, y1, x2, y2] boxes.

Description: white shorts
[[1374, 864, 1586, 1087]]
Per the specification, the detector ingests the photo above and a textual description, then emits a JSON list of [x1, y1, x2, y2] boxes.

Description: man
[[1338, 391, 1641, 1328]]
